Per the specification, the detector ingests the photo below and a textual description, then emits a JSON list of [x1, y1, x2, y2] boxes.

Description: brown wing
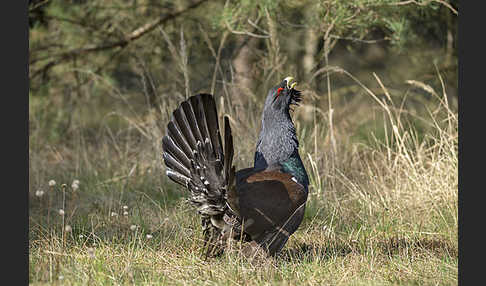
[[227, 168, 308, 256]]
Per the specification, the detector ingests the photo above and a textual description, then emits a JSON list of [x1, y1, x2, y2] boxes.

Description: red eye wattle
[[276, 87, 284, 96]]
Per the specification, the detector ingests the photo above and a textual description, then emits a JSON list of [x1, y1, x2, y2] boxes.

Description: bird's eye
[[276, 87, 284, 97]]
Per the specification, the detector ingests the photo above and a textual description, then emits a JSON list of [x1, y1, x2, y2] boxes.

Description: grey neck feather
[[254, 104, 299, 169]]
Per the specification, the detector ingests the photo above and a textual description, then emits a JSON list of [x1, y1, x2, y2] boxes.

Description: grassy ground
[[29, 70, 457, 285]]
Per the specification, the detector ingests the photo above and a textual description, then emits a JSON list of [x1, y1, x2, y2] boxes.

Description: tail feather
[[166, 169, 190, 186], [190, 96, 211, 150], [201, 94, 224, 160], [172, 106, 198, 152], [162, 134, 191, 169], [167, 121, 193, 161], [180, 101, 204, 145], [162, 93, 234, 218], [162, 151, 190, 179], [223, 116, 234, 188]]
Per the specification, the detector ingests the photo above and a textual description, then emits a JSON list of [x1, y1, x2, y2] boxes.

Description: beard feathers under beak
[[289, 89, 302, 109]]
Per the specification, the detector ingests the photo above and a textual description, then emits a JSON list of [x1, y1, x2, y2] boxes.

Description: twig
[[199, 25, 229, 95], [29, 0, 50, 12], [385, 0, 458, 15], [329, 34, 388, 44], [323, 19, 338, 162], [247, 18, 269, 35], [179, 28, 191, 99], [224, 20, 270, 39], [44, 250, 71, 257]]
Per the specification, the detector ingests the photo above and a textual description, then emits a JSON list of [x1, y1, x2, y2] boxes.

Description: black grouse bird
[[161, 77, 309, 257]]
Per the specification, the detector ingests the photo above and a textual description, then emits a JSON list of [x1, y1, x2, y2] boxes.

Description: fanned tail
[[162, 93, 234, 218]]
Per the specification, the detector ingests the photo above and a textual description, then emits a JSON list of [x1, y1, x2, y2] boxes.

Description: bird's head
[[264, 76, 303, 112]]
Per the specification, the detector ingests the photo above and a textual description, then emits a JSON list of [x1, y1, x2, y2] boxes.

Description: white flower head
[[123, 205, 129, 210], [87, 247, 95, 259], [59, 209, 65, 216], [35, 189, 44, 197], [48, 180, 56, 187], [123, 211, 129, 216], [65, 225, 72, 232], [146, 234, 153, 239], [130, 225, 137, 231], [71, 180, 79, 191]]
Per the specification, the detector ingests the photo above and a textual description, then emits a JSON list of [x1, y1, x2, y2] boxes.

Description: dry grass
[[29, 61, 457, 284]]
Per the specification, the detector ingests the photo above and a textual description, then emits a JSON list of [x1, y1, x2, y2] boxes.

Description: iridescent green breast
[[280, 153, 309, 189]]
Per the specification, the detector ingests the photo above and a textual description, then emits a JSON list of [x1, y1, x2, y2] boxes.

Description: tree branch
[[386, 0, 458, 15], [30, 0, 209, 80]]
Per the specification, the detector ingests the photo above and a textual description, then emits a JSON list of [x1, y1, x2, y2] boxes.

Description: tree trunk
[[303, 28, 318, 80], [231, 37, 258, 116]]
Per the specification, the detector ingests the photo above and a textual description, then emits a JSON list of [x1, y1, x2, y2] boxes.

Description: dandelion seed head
[[71, 183, 79, 191], [48, 180, 56, 187], [123, 205, 128, 210], [35, 189, 44, 197], [59, 209, 65, 216], [65, 225, 72, 232], [87, 247, 95, 258], [123, 211, 129, 216], [146, 234, 153, 239], [130, 225, 137, 231]]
